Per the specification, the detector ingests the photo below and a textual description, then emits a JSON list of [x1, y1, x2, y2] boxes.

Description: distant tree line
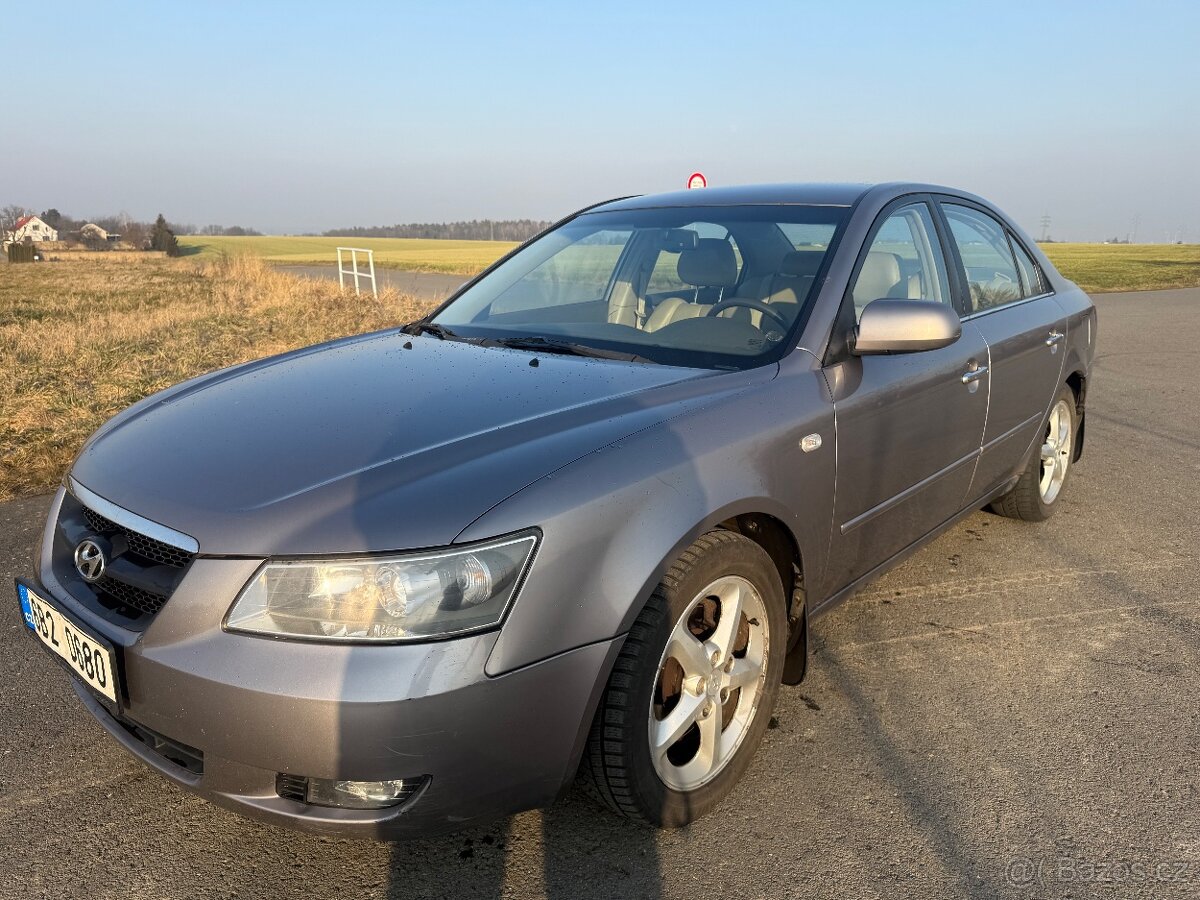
[[323, 219, 551, 241], [197, 224, 263, 236]]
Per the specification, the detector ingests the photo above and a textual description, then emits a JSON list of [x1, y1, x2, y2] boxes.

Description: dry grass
[[37, 250, 170, 263], [0, 256, 436, 501]]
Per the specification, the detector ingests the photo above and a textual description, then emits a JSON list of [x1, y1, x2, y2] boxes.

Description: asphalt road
[[3, 289, 1198, 900], [276, 265, 468, 302]]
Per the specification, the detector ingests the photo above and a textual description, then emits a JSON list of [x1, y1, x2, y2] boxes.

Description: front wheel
[[991, 385, 1077, 521], [584, 530, 786, 826]]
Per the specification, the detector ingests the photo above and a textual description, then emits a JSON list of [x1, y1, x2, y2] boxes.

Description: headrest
[[861, 250, 901, 284], [779, 250, 825, 277], [853, 251, 903, 303], [677, 238, 738, 288]]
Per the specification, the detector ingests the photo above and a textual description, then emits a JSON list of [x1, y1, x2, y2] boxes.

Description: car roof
[[589, 182, 971, 212]]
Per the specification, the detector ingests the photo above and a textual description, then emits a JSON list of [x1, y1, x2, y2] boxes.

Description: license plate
[[17, 582, 119, 702]]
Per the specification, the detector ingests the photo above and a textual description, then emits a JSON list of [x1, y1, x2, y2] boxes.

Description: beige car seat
[[851, 251, 923, 318], [644, 239, 738, 332]]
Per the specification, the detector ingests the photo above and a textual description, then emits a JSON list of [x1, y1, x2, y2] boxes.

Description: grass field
[[0, 257, 436, 501], [177, 234, 1200, 294], [178, 235, 519, 275], [1040, 243, 1200, 294]]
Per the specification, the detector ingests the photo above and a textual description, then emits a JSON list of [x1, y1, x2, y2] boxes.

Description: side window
[[850, 203, 951, 320], [1008, 235, 1046, 298], [942, 204, 1023, 312], [645, 223, 741, 297]]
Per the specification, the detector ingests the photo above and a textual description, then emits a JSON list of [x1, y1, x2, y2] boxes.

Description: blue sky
[[2, 1, 1197, 239]]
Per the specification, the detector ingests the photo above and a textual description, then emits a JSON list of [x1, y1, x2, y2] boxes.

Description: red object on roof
[[11, 215, 34, 231]]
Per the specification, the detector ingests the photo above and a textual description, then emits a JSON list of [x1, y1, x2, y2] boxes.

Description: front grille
[[94, 575, 169, 617], [82, 506, 193, 568], [54, 492, 197, 629]]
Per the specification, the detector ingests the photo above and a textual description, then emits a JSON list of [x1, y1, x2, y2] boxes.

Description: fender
[[457, 358, 836, 676]]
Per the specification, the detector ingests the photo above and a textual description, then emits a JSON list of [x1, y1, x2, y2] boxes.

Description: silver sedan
[[19, 182, 1094, 837]]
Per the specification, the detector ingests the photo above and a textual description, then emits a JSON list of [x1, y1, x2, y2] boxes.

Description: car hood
[[71, 332, 771, 555]]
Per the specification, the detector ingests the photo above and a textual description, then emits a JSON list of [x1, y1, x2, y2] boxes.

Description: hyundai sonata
[[18, 182, 1095, 836]]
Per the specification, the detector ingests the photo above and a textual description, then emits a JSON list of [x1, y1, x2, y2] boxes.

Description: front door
[[819, 200, 990, 597]]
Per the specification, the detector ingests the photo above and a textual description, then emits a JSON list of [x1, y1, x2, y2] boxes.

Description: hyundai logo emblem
[[74, 538, 107, 583]]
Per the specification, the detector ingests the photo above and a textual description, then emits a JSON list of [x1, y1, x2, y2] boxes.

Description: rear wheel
[[584, 530, 786, 826], [991, 385, 1077, 521]]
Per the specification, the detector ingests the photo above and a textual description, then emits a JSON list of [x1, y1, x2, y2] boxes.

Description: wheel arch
[[1066, 369, 1087, 462], [713, 512, 810, 684], [617, 503, 811, 685]]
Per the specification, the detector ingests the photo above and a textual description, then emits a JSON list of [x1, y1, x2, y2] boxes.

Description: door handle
[[1045, 331, 1064, 346], [961, 365, 989, 384]]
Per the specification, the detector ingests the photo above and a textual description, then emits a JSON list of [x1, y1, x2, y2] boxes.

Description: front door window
[[849, 203, 951, 320]]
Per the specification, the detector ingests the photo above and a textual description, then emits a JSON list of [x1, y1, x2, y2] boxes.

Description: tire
[[990, 385, 1077, 521], [584, 530, 787, 827]]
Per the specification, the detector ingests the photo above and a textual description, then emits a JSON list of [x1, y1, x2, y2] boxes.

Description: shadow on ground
[[383, 788, 663, 899]]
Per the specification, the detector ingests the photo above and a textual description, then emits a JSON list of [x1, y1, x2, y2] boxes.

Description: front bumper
[[31, 503, 622, 838]]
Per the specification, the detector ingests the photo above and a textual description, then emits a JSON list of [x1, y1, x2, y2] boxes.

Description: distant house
[[5, 215, 58, 243]]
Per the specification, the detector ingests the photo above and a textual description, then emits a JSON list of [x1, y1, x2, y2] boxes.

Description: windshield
[[431, 205, 849, 369]]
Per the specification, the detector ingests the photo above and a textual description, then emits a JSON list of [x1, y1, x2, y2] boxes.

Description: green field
[[177, 234, 1200, 294], [178, 235, 520, 275], [1040, 243, 1200, 294]]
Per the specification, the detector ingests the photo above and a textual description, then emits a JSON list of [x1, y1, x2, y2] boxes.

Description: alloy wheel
[[1039, 398, 1073, 504], [648, 575, 769, 792]]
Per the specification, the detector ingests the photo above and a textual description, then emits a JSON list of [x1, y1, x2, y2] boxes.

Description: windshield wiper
[[401, 321, 458, 340], [486, 336, 653, 364]]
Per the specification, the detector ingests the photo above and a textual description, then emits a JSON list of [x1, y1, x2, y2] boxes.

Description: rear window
[[646, 223, 742, 297], [941, 204, 1023, 312], [778, 222, 837, 249]]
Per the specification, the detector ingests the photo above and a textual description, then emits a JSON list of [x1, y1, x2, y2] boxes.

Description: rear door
[[819, 198, 990, 596], [937, 201, 1067, 500]]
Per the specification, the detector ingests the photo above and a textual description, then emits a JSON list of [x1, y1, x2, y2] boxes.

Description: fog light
[[277, 774, 426, 809]]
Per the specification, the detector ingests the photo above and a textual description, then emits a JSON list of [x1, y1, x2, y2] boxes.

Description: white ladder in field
[[336, 247, 378, 298]]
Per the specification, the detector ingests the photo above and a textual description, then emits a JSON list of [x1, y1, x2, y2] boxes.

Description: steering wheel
[[704, 297, 790, 329]]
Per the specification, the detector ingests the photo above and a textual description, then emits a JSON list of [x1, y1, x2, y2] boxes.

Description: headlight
[[225, 532, 538, 642]]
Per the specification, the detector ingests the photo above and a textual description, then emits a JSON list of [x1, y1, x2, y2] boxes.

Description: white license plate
[[18, 583, 119, 702]]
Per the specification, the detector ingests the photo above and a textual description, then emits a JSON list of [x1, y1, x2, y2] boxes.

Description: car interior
[[438, 211, 847, 362]]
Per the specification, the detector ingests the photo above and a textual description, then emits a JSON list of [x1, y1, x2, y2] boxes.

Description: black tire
[[990, 384, 1077, 522], [584, 530, 787, 827]]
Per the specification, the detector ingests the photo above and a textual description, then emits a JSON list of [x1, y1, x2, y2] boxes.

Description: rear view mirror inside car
[[659, 229, 699, 252]]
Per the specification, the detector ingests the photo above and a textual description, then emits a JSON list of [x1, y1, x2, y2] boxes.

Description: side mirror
[[853, 299, 961, 355]]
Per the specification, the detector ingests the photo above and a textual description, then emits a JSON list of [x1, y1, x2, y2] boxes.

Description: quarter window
[[1008, 235, 1046, 298], [942, 204, 1023, 312], [850, 203, 951, 320]]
